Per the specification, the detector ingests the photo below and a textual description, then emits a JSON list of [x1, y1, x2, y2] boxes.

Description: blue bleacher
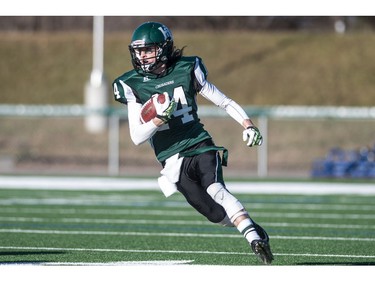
[[311, 144, 375, 179]]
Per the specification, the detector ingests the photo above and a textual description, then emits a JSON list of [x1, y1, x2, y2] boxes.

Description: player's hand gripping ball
[[140, 92, 176, 123]]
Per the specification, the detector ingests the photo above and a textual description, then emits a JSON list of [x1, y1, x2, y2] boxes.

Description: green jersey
[[112, 56, 212, 163]]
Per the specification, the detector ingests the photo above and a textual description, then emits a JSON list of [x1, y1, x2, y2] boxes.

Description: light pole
[[84, 16, 108, 133]]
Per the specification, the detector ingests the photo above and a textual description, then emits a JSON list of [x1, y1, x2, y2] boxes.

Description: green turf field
[[0, 181, 374, 267]]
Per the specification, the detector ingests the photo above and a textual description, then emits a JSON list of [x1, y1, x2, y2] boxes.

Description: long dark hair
[[168, 46, 186, 66]]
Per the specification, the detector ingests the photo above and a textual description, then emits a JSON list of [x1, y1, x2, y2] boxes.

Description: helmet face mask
[[132, 45, 162, 72], [129, 22, 174, 73]]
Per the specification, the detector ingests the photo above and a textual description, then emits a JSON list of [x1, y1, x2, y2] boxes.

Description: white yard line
[[0, 246, 374, 260], [0, 260, 194, 266], [1, 216, 375, 229], [0, 175, 374, 195], [0, 228, 374, 241], [2, 207, 375, 219]]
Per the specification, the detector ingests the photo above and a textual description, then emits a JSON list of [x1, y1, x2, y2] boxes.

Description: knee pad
[[207, 183, 247, 223]]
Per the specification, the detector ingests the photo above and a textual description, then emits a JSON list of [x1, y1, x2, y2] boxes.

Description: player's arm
[[199, 85, 263, 147], [113, 79, 166, 145], [194, 58, 263, 146], [127, 101, 160, 145], [193, 58, 248, 126]]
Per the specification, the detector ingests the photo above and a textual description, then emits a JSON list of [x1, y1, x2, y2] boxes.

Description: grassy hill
[[0, 31, 374, 178], [1, 30, 374, 106]]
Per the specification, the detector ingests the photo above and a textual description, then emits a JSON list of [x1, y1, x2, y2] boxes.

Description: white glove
[[152, 92, 176, 123], [243, 126, 263, 147]]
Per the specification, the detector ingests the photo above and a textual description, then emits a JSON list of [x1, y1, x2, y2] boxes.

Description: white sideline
[[0, 175, 374, 195], [0, 260, 195, 266]]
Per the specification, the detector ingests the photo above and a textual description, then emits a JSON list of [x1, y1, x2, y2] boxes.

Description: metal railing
[[1, 104, 374, 177]]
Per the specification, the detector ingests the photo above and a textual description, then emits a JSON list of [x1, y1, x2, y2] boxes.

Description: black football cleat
[[250, 222, 274, 264], [251, 239, 274, 265], [253, 221, 270, 242]]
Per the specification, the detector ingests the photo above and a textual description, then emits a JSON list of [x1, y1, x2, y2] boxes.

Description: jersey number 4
[[114, 82, 194, 125], [172, 86, 194, 124]]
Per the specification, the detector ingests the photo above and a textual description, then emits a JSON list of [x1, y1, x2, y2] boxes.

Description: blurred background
[[0, 16, 374, 179]]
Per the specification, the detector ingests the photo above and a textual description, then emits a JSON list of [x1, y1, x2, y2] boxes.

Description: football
[[140, 93, 167, 123]]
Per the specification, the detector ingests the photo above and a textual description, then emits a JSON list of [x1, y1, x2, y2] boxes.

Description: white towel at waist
[[157, 153, 184, 197]]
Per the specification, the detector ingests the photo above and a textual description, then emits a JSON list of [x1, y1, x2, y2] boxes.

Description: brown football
[[140, 94, 166, 123]]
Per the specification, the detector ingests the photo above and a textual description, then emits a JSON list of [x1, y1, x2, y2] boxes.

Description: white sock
[[237, 218, 261, 243]]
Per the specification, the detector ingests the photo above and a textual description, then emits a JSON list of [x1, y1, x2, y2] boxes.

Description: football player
[[112, 21, 274, 265]]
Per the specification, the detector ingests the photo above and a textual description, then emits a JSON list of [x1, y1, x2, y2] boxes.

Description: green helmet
[[129, 22, 174, 73]]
